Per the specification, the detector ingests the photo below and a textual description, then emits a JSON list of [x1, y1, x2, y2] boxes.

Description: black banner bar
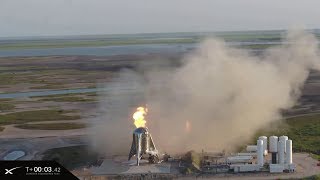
[[0, 161, 78, 180]]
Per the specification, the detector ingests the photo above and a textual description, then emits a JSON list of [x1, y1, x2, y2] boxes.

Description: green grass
[[0, 98, 12, 102], [0, 109, 80, 125], [0, 31, 319, 51], [241, 44, 277, 49], [302, 174, 320, 180], [15, 122, 87, 130], [30, 84, 65, 89], [283, 114, 320, 154], [36, 94, 96, 102], [0, 103, 15, 111], [311, 154, 320, 161], [42, 145, 100, 169], [86, 85, 97, 88], [84, 92, 98, 97], [0, 69, 95, 86], [255, 113, 320, 155], [0, 72, 53, 85], [0, 38, 197, 50], [0, 73, 38, 84]]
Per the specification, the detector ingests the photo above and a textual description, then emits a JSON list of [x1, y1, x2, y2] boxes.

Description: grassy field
[[0, 109, 80, 125], [33, 93, 96, 102], [0, 67, 110, 93], [39, 96, 95, 102], [241, 44, 277, 49], [1, 31, 319, 50], [0, 31, 286, 50], [0, 103, 15, 111], [15, 122, 87, 130], [42, 145, 100, 169], [0, 38, 197, 50], [255, 113, 320, 155], [0, 36, 280, 50], [30, 84, 66, 89], [302, 174, 320, 180], [0, 73, 45, 85]]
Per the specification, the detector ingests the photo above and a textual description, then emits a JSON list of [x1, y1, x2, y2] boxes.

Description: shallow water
[[0, 43, 194, 57], [0, 81, 144, 99], [3, 150, 25, 160], [0, 41, 279, 57], [0, 88, 101, 99]]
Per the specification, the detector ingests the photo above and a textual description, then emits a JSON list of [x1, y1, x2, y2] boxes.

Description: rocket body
[[128, 127, 159, 165]]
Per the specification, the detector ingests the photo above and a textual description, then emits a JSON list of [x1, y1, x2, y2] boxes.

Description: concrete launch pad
[[89, 156, 171, 175]]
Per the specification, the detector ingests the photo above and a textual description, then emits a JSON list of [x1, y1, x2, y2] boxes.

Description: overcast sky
[[0, 0, 319, 37]]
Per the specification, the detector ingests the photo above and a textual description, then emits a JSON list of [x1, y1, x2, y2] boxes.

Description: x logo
[[4, 167, 21, 175]]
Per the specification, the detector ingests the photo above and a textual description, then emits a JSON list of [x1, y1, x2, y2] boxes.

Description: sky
[[0, 0, 319, 37]]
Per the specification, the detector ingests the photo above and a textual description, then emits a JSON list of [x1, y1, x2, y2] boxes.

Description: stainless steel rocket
[[128, 127, 159, 165]]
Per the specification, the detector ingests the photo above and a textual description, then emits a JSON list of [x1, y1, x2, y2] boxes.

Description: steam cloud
[[90, 30, 320, 155]]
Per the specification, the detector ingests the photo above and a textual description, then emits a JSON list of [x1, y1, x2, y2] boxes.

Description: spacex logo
[[4, 167, 22, 175]]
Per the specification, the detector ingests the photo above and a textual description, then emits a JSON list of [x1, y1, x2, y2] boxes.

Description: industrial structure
[[128, 127, 160, 166], [127, 106, 295, 174], [127, 130, 296, 174], [227, 135, 295, 173]]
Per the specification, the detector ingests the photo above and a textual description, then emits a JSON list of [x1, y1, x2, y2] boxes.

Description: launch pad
[[89, 155, 172, 175]]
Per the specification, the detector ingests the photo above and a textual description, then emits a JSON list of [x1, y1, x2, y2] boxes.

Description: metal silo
[[269, 136, 278, 152], [278, 136, 288, 164], [259, 136, 268, 155], [279, 136, 288, 152], [278, 140, 285, 164], [286, 140, 293, 164], [257, 140, 264, 166], [246, 145, 257, 152]]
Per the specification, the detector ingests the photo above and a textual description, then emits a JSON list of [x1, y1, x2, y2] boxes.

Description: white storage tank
[[246, 145, 258, 152], [257, 140, 264, 166], [279, 135, 289, 164], [227, 156, 253, 163], [259, 136, 268, 155], [237, 152, 257, 157], [286, 140, 293, 164], [279, 136, 288, 152], [278, 140, 285, 164], [269, 136, 278, 152], [269, 136, 278, 164]]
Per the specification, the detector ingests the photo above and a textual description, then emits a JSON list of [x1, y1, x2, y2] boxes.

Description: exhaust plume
[[90, 30, 320, 155]]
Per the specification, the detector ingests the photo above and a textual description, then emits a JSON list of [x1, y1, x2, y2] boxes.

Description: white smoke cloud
[[91, 30, 320, 155]]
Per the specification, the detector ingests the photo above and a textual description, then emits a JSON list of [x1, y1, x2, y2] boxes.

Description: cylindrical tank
[[278, 140, 285, 164], [257, 140, 264, 166], [279, 136, 288, 152], [286, 140, 292, 164], [246, 145, 257, 152], [259, 136, 268, 155], [269, 136, 278, 152]]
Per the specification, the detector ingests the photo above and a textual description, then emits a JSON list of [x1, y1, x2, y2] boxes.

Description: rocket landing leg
[[136, 134, 142, 166]]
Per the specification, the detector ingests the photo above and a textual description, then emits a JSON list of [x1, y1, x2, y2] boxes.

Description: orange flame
[[133, 107, 147, 128]]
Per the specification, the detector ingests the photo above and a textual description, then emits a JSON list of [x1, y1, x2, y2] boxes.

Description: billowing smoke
[[90, 30, 320, 155]]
